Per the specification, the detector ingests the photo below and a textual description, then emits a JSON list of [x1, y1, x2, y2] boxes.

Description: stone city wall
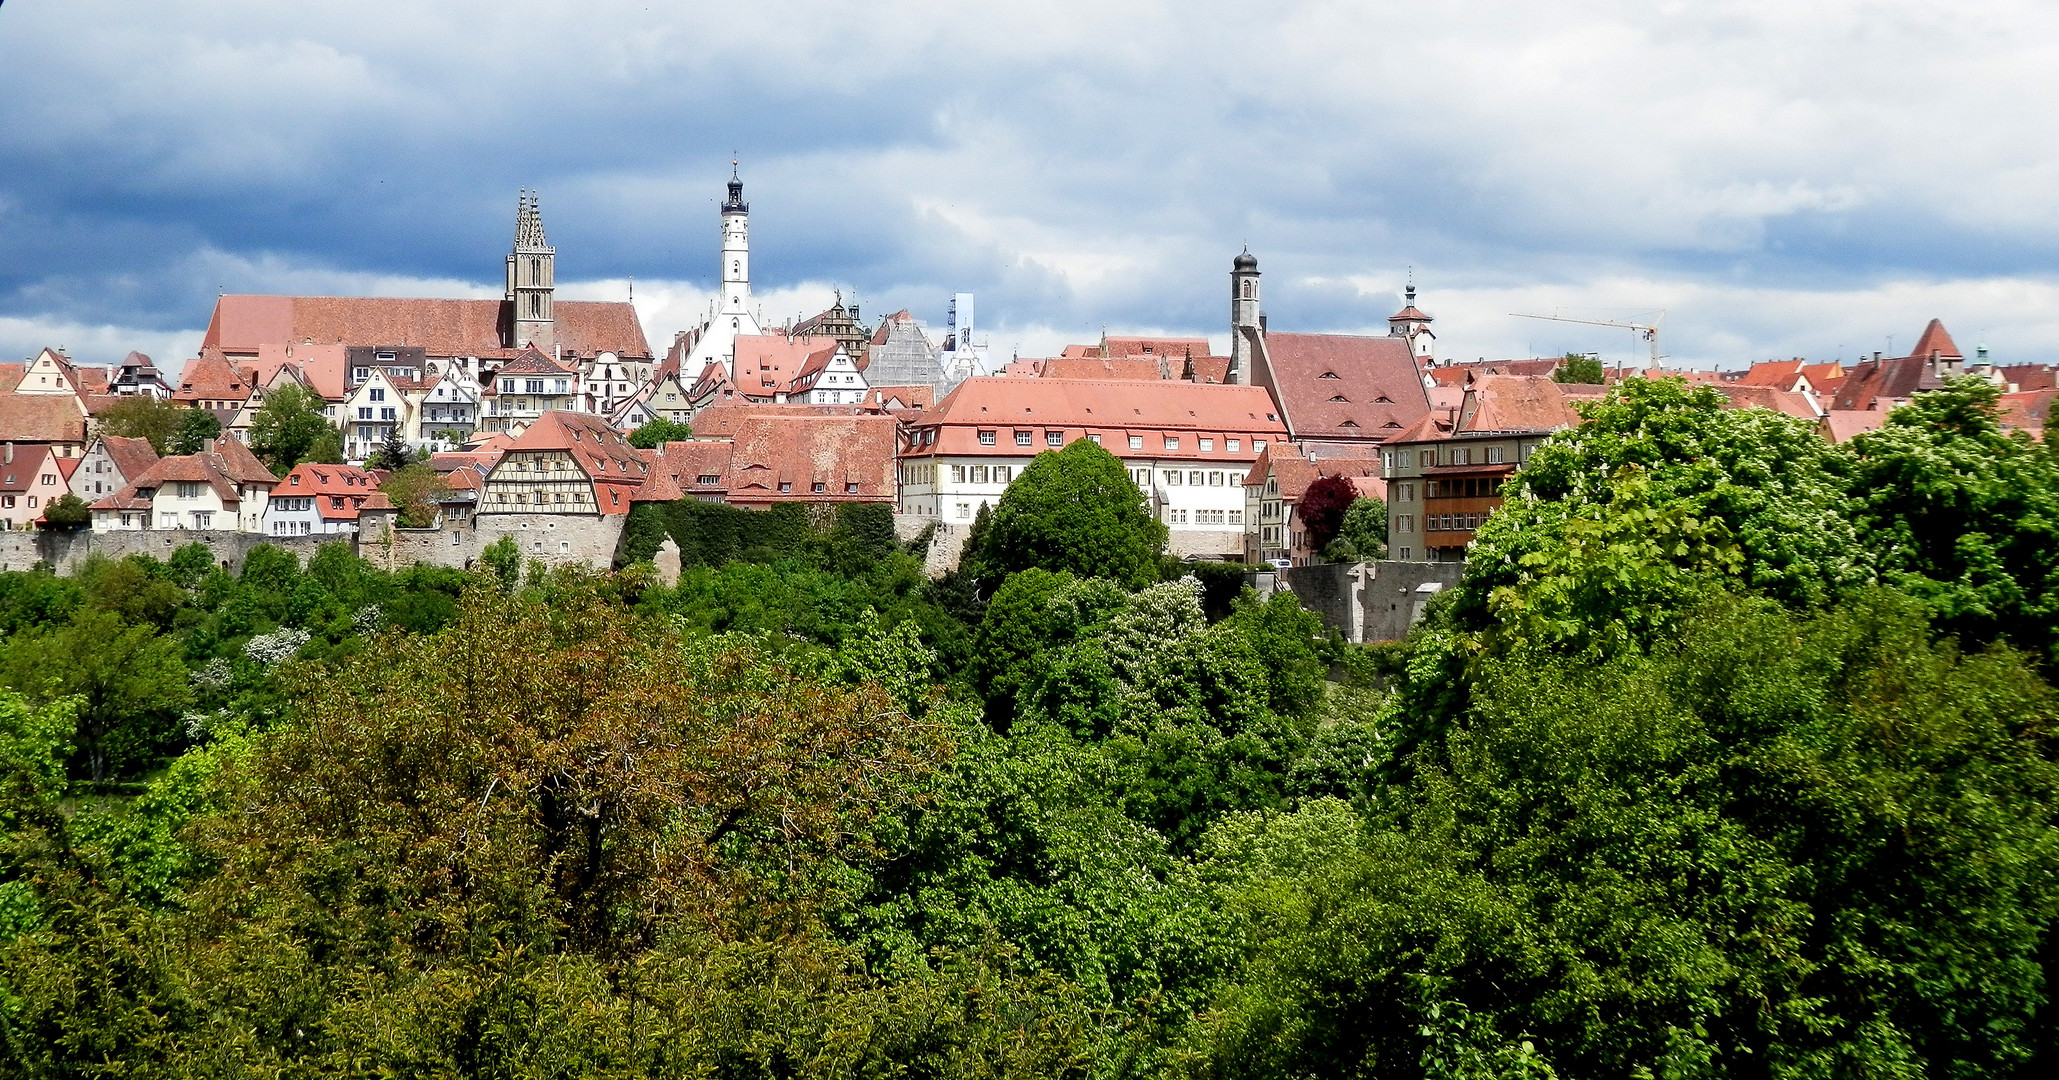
[[0, 529, 337, 576], [1282, 559, 1466, 643], [359, 513, 628, 573]]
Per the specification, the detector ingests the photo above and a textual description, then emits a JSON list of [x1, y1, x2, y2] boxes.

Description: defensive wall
[[1284, 559, 1466, 643], [0, 529, 336, 576], [359, 513, 628, 573]]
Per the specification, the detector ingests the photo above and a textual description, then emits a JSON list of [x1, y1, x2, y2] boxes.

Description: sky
[[4, 0, 2059, 372]]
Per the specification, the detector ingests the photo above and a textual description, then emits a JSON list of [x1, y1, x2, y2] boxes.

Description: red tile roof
[[1039, 357, 1167, 381], [1820, 410, 1888, 443], [864, 384, 935, 412], [1457, 375, 1582, 432], [94, 435, 159, 482], [1261, 332, 1431, 442], [498, 411, 650, 507], [173, 348, 252, 403], [1999, 389, 2056, 437], [914, 377, 1287, 458], [1735, 359, 1807, 388], [277, 462, 384, 520], [1909, 318, 1962, 360], [634, 439, 736, 503], [93, 444, 262, 511], [209, 434, 280, 485], [724, 415, 899, 504], [495, 347, 576, 376], [202, 295, 653, 360], [689, 402, 870, 439], [1713, 384, 1822, 420], [0, 393, 89, 444], [2000, 364, 2056, 392], [0, 445, 59, 497]]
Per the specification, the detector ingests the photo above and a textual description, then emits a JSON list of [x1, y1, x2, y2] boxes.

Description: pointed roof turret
[[514, 190, 549, 251], [723, 162, 748, 214], [1388, 283, 1432, 325], [1908, 318, 1962, 360]]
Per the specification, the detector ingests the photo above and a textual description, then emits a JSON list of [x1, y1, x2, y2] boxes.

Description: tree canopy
[[962, 439, 1165, 589], [628, 416, 692, 448], [247, 383, 339, 473], [165, 408, 221, 455], [95, 396, 185, 454], [1553, 353, 1607, 383]]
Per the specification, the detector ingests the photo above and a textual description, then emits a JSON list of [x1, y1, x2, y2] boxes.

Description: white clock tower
[[685, 164, 765, 380]]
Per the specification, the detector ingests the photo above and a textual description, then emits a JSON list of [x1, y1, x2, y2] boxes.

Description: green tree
[[1298, 476, 1359, 557], [1329, 495, 1387, 561], [1, 608, 193, 781], [368, 425, 412, 471], [166, 407, 221, 455], [39, 493, 90, 529], [305, 424, 345, 465], [964, 439, 1165, 589], [247, 383, 338, 473], [380, 463, 451, 528], [1845, 377, 2059, 664], [481, 534, 521, 584], [1457, 377, 1867, 652], [1553, 353, 1606, 384], [628, 416, 692, 448], [95, 396, 184, 454], [1191, 592, 2059, 1080]]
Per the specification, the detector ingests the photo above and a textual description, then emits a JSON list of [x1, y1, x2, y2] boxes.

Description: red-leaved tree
[[1298, 474, 1360, 552]]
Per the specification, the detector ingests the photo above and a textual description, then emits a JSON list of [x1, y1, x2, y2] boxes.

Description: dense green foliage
[[963, 439, 1167, 589], [1, 377, 2056, 1078], [165, 408, 220, 455], [94, 396, 184, 454], [246, 382, 341, 473], [1553, 353, 1606, 384], [627, 416, 693, 448]]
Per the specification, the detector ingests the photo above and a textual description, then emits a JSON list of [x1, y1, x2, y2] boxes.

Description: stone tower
[[505, 190, 555, 351], [1228, 249, 1262, 386], [1387, 282, 1435, 363]]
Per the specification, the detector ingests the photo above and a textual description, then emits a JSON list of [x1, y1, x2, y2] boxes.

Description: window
[[1230, 510, 1243, 524], [331, 496, 344, 509], [191, 511, 212, 529], [1208, 471, 1224, 486], [1199, 438, 1213, 451], [354, 367, 370, 381], [554, 379, 569, 394], [971, 466, 988, 483], [501, 379, 516, 393], [978, 429, 996, 445], [526, 380, 546, 394], [1400, 547, 1411, 560], [846, 482, 858, 493], [1087, 434, 1101, 445], [381, 408, 397, 421], [996, 466, 1012, 482], [779, 482, 792, 492], [24, 496, 34, 508], [956, 502, 971, 519], [1399, 515, 1414, 533], [176, 482, 202, 499], [1164, 436, 1179, 450], [39, 474, 53, 486], [358, 407, 373, 420], [1419, 450, 1435, 467], [811, 482, 826, 493], [369, 388, 385, 402], [1488, 446, 1505, 464], [1227, 439, 1240, 452], [1015, 430, 1032, 446], [1254, 440, 1266, 452], [1189, 471, 1204, 486], [1046, 431, 1063, 447], [951, 465, 966, 483], [1128, 434, 1144, 449]]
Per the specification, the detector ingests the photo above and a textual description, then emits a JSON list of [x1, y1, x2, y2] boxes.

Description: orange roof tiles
[[1261, 332, 1431, 441], [914, 377, 1287, 459], [174, 348, 252, 403], [277, 461, 384, 520], [724, 415, 899, 504], [202, 295, 653, 360], [94, 435, 159, 481], [1039, 357, 1167, 381], [1457, 375, 1582, 432], [0, 396, 89, 444], [1713, 384, 1822, 420]]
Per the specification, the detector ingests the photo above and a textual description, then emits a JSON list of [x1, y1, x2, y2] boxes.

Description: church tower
[[718, 165, 754, 329], [1228, 249, 1262, 386], [1387, 282, 1435, 364], [506, 190, 555, 351]]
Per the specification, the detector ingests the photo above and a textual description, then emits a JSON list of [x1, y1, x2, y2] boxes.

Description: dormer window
[[1319, 371, 1340, 379], [1329, 395, 1348, 402]]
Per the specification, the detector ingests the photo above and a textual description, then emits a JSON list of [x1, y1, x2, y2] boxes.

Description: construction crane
[[1510, 311, 1664, 365]]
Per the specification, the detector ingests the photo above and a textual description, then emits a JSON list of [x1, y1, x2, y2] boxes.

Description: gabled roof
[[634, 439, 737, 503], [92, 435, 160, 482], [276, 461, 384, 520], [1909, 318, 1962, 360], [174, 348, 252, 402], [1456, 375, 1581, 433], [2000, 364, 2056, 392], [1736, 359, 1807, 388], [495, 347, 576, 376], [1240, 441, 1384, 500], [209, 434, 279, 485], [498, 411, 650, 497], [0, 364, 24, 394], [0, 444, 58, 496], [688, 402, 868, 439], [864, 384, 935, 412], [202, 295, 654, 360], [1260, 332, 1432, 441], [94, 448, 249, 510], [1101, 336, 1214, 360]]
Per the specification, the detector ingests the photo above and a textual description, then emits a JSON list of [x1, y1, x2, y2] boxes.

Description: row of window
[[1425, 513, 1487, 532], [1165, 508, 1242, 525], [1393, 444, 1516, 471], [942, 429, 1265, 455], [270, 521, 318, 535], [500, 379, 572, 395], [1426, 478, 1501, 499]]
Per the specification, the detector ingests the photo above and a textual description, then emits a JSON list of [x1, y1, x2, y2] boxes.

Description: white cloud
[[6, 1, 2059, 366]]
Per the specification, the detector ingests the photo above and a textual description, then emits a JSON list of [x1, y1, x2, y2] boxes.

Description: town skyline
[[7, 1, 2059, 369]]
